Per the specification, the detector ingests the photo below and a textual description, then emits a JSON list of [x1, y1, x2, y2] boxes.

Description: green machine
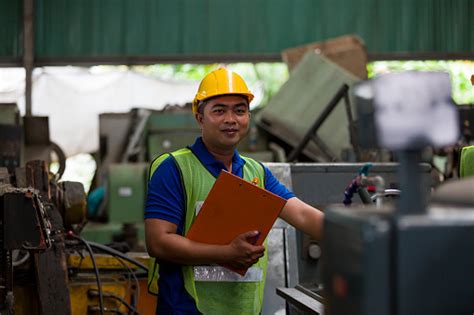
[[82, 162, 149, 247], [107, 163, 149, 223], [146, 110, 202, 160], [255, 52, 363, 162]]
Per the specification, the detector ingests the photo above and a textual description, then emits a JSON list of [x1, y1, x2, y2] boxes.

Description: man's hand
[[226, 231, 265, 269], [146, 219, 265, 267]]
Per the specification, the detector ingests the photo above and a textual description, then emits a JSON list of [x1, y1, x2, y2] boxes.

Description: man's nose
[[223, 111, 237, 124]]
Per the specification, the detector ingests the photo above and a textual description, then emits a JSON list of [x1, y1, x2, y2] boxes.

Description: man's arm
[[279, 197, 324, 241], [145, 218, 265, 269]]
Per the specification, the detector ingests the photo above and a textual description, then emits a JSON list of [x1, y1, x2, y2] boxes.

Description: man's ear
[[195, 112, 204, 126]]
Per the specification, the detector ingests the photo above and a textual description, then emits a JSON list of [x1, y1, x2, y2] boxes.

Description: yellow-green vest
[[147, 148, 268, 315]]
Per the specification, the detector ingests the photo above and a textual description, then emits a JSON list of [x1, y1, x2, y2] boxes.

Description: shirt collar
[[189, 137, 245, 172]]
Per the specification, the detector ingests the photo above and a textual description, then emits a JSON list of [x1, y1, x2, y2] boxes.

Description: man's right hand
[[146, 219, 265, 267], [226, 231, 265, 269]]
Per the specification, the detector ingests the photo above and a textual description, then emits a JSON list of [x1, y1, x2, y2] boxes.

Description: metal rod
[[397, 150, 425, 214], [287, 84, 349, 162], [23, 0, 35, 116], [310, 134, 337, 161], [343, 91, 361, 161]]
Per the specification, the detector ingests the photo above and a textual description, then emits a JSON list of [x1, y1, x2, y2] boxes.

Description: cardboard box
[[282, 35, 368, 79]]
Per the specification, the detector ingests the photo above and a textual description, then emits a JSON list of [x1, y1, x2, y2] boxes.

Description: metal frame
[[23, 0, 34, 116], [3, 52, 474, 69], [287, 84, 361, 162]]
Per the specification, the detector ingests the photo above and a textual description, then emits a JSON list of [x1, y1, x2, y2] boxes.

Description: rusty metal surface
[[25, 160, 50, 200], [34, 242, 71, 315], [34, 194, 70, 314], [2, 192, 48, 250], [21, 160, 72, 314], [59, 181, 86, 226]]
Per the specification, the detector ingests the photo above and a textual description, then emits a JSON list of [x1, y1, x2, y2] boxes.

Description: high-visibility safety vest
[[147, 148, 268, 315]]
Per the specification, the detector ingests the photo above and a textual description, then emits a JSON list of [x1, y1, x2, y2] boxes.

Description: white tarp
[[0, 67, 263, 157]]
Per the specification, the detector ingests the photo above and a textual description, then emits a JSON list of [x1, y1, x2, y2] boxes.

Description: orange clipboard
[[186, 170, 287, 275]]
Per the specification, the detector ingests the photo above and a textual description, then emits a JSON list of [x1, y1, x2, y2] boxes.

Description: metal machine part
[[262, 163, 299, 315], [256, 53, 360, 162], [97, 112, 136, 185], [290, 162, 431, 285], [66, 250, 154, 315], [286, 83, 360, 162], [106, 163, 148, 224], [1, 187, 52, 251], [0, 159, 89, 314], [322, 200, 474, 315], [23, 116, 66, 180], [0, 104, 21, 172], [58, 181, 87, 227], [322, 206, 392, 315], [276, 284, 324, 315], [318, 72, 468, 315]]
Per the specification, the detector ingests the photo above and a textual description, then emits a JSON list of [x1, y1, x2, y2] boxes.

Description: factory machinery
[[277, 72, 474, 314], [83, 51, 473, 314], [0, 104, 155, 314], [2, 47, 473, 314]]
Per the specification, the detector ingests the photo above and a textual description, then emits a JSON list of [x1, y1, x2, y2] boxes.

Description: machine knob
[[308, 243, 321, 260]]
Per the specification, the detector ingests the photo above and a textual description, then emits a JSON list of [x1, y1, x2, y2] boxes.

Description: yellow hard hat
[[192, 68, 254, 113]]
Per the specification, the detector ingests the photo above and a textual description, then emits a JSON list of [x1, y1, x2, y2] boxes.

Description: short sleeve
[[263, 165, 295, 200], [145, 156, 186, 233]]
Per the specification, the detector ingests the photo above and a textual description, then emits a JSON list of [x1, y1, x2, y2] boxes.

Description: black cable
[[88, 289, 141, 315], [116, 258, 133, 305], [115, 254, 141, 310], [86, 241, 148, 271], [68, 234, 105, 315], [87, 239, 147, 312]]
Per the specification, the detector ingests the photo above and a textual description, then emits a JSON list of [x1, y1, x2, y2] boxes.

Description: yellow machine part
[[67, 252, 150, 269], [68, 252, 156, 315], [70, 281, 128, 314]]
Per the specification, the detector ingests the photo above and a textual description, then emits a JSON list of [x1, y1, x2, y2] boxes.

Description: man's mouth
[[221, 128, 238, 134]]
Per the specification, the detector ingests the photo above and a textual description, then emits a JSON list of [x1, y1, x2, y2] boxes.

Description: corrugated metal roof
[[1, 0, 473, 64], [0, 0, 22, 60]]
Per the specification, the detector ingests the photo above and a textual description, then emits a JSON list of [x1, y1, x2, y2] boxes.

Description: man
[[145, 68, 324, 314]]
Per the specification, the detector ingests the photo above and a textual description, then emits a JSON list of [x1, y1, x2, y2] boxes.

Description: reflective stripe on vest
[[193, 266, 263, 282]]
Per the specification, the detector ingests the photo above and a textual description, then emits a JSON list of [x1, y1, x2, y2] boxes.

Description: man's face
[[196, 95, 250, 151]]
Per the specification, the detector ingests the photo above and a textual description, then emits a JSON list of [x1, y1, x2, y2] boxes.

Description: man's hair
[[197, 100, 206, 115], [196, 96, 249, 116]]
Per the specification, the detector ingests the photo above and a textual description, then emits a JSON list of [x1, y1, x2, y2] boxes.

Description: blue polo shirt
[[145, 137, 295, 314]]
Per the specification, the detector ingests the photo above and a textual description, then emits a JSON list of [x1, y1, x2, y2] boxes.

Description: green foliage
[[132, 64, 217, 81], [368, 60, 474, 104], [134, 60, 473, 106], [131, 63, 289, 107]]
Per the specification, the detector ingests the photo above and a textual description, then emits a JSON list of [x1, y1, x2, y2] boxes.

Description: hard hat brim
[[192, 92, 254, 113]]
